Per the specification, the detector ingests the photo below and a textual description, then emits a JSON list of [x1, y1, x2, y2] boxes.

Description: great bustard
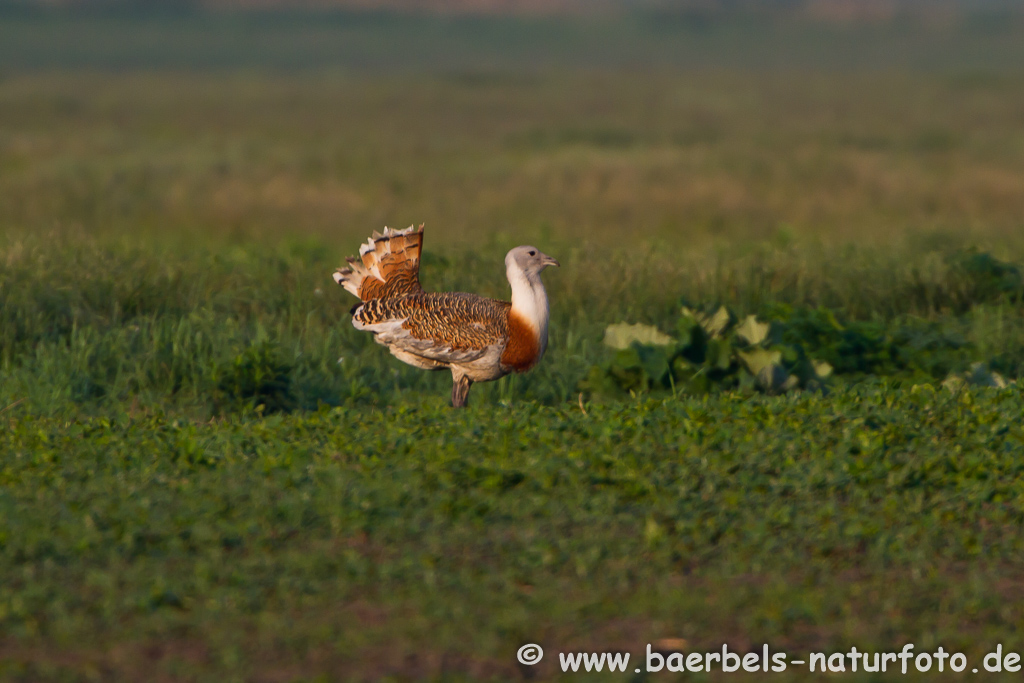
[[333, 225, 559, 407]]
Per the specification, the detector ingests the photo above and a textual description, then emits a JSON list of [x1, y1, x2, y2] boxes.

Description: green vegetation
[[2, 7, 1024, 681], [583, 248, 1024, 398], [5, 390, 1024, 681]]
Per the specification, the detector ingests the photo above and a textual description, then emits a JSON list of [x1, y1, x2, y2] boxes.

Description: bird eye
[[528, 250, 536, 256]]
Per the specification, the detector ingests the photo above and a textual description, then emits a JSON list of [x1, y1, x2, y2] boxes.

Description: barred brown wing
[[355, 292, 511, 351]]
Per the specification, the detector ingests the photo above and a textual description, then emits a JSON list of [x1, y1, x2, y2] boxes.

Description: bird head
[[506, 246, 560, 277]]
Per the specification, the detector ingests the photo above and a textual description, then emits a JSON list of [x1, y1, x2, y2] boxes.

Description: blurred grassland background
[[4, 2, 1024, 681], [2, 2, 1024, 411]]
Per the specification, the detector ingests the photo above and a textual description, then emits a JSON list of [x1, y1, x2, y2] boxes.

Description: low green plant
[[581, 293, 1023, 400], [767, 304, 971, 379], [580, 305, 833, 398], [948, 247, 1024, 306], [212, 340, 294, 414]]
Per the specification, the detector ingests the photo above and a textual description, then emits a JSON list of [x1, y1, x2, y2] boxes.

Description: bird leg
[[451, 372, 472, 408]]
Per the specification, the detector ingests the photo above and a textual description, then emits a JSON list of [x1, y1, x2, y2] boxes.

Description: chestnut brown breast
[[500, 310, 541, 372]]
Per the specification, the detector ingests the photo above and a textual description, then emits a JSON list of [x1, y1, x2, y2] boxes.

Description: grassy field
[[3, 7, 1024, 681]]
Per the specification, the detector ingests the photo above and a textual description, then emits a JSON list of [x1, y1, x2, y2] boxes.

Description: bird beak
[[541, 253, 560, 268]]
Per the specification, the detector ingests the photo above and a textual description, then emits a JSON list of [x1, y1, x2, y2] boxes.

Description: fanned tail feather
[[333, 224, 425, 301]]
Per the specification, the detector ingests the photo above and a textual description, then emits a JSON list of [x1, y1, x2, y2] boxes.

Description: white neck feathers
[[506, 260, 550, 354]]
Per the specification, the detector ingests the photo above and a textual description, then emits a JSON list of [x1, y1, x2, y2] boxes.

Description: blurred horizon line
[[2, 0, 1022, 24]]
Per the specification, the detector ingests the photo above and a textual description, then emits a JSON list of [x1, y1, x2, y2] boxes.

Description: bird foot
[[451, 375, 472, 408]]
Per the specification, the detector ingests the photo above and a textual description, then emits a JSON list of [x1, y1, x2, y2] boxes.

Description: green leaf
[[695, 305, 733, 338], [602, 323, 675, 349], [734, 315, 771, 346], [705, 338, 734, 371], [636, 344, 672, 387], [675, 319, 708, 364], [736, 346, 794, 394], [608, 347, 648, 392], [811, 360, 833, 379], [736, 347, 783, 376], [755, 364, 791, 394]]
